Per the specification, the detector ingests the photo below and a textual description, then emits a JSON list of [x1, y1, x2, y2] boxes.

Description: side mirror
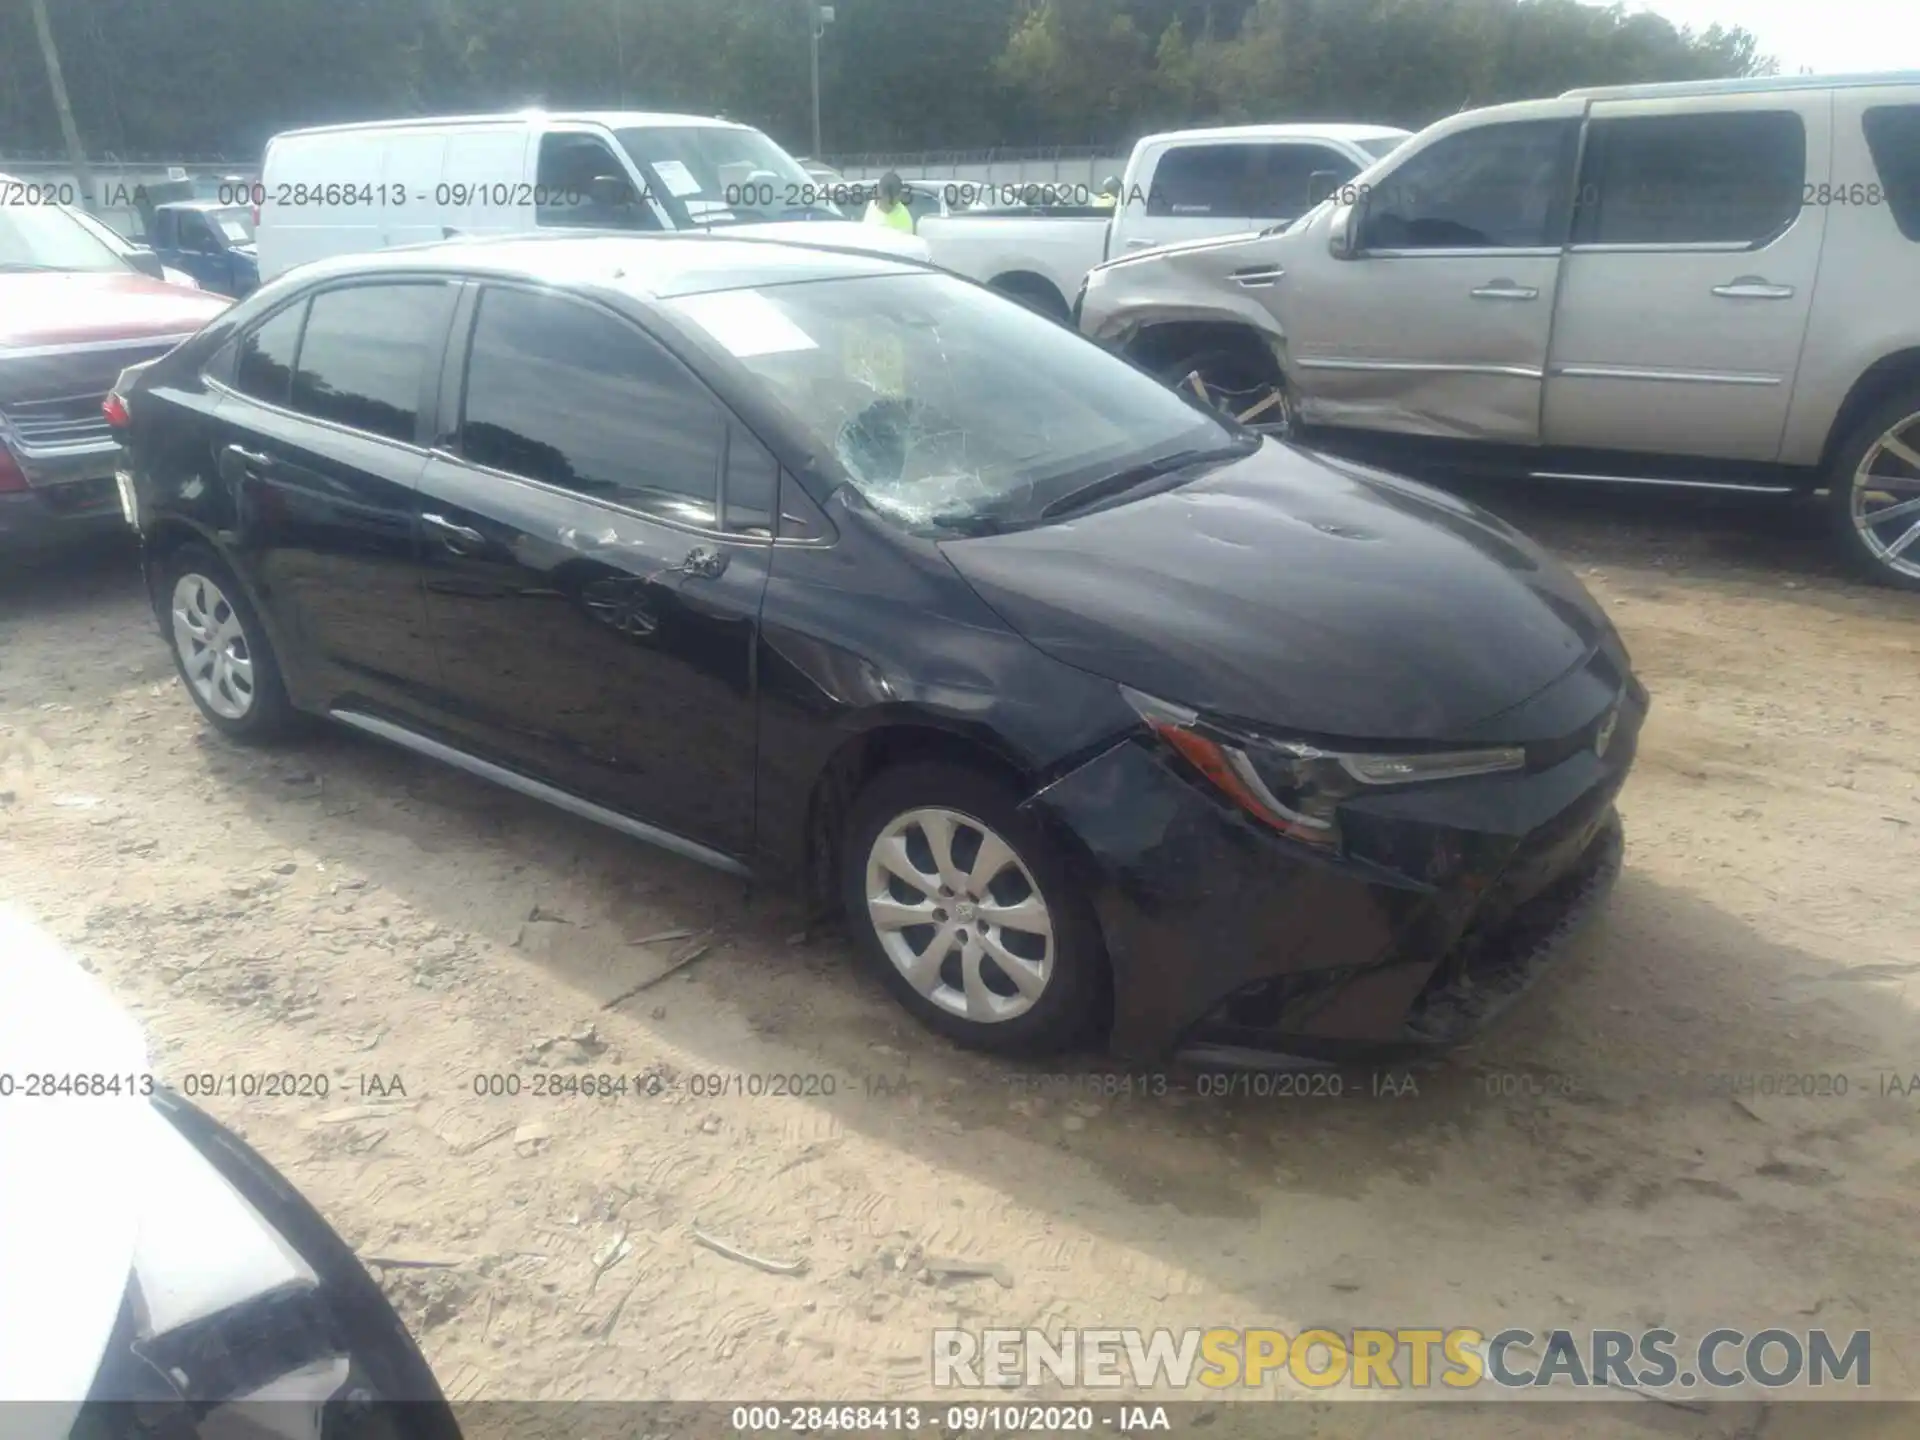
[[1327, 201, 1361, 260], [123, 248, 165, 280], [588, 174, 635, 208]]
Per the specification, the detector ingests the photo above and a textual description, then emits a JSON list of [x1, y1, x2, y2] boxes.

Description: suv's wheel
[[840, 762, 1105, 1055], [1828, 390, 1920, 591], [1161, 346, 1292, 430], [157, 544, 295, 741]]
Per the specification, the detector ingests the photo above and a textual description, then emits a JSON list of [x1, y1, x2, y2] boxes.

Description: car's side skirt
[[328, 709, 752, 879]]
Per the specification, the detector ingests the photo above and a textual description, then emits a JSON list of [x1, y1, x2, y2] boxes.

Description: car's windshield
[[0, 202, 133, 273], [616, 124, 848, 227], [666, 272, 1242, 536]]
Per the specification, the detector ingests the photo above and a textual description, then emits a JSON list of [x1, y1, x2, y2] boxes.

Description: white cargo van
[[254, 110, 931, 281]]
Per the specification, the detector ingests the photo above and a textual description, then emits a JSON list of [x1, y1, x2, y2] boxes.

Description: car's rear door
[[1543, 96, 1827, 462], [411, 280, 772, 858], [207, 277, 455, 717]]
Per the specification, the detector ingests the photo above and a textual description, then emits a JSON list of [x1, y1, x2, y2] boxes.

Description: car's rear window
[[1862, 105, 1920, 241]]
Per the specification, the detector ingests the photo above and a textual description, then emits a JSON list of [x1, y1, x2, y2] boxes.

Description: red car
[[1, 189, 230, 549]]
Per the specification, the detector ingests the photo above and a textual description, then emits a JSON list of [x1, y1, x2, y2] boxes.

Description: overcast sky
[[1629, 0, 1919, 75]]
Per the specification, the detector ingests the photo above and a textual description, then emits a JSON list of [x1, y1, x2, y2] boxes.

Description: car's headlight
[[1123, 686, 1525, 849]]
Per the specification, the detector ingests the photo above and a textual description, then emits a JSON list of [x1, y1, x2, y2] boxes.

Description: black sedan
[[113, 233, 1645, 1068]]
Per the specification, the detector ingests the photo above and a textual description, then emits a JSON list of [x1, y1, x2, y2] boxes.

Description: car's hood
[[938, 439, 1610, 740], [0, 906, 150, 1431], [0, 270, 230, 348], [714, 218, 931, 263]]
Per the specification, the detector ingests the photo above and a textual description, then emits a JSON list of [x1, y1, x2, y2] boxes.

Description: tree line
[[0, 0, 1769, 164]]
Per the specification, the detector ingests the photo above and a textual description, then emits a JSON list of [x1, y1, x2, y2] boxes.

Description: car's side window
[[1361, 119, 1579, 250], [534, 133, 660, 231], [1242, 144, 1359, 220], [1145, 144, 1252, 217], [1572, 110, 1804, 247], [723, 426, 778, 538], [230, 301, 308, 407], [180, 212, 218, 252], [287, 283, 454, 445], [151, 211, 177, 249], [458, 286, 723, 527], [1863, 105, 1920, 242]]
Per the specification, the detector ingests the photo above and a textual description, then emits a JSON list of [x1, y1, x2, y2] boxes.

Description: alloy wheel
[[863, 806, 1055, 1023], [170, 572, 256, 720], [1851, 409, 1920, 581]]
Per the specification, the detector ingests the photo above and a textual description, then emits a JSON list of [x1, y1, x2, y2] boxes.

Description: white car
[[0, 906, 460, 1438], [916, 123, 1408, 318], [255, 110, 931, 282]]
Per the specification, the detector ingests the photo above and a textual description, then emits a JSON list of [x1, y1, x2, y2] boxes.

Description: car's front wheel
[[840, 762, 1105, 1055], [158, 543, 295, 741], [1828, 389, 1920, 591]]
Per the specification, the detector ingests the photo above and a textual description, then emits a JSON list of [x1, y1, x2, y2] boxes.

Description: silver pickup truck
[[1078, 72, 1920, 590]]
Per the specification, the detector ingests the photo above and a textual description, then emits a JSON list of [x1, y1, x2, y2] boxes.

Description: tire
[[155, 543, 296, 741], [840, 761, 1106, 1056], [1162, 346, 1292, 430], [1826, 388, 1920, 591]]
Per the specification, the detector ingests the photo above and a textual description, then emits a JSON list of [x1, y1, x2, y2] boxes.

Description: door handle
[[1124, 238, 1153, 250], [421, 511, 486, 553], [1711, 278, 1795, 300], [224, 444, 272, 471], [1232, 266, 1285, 288], [680, 545, 728, 579], [1470, 281, 1539, 301]]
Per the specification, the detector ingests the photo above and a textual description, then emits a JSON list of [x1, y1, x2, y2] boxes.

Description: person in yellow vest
[[1092, 174, 1121, 210], [863, 171, 915, 233]]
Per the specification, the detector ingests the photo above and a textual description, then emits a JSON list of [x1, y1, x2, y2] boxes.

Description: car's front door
[[412, 281, 771, 857], [174, 210, 231, 292], [209, 279, 456, 718], [1542, 98, 1828, 463], [1276, 108, 1583, 444]]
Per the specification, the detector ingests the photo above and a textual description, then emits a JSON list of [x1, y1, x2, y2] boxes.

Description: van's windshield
[[615, 125, 850, 228]]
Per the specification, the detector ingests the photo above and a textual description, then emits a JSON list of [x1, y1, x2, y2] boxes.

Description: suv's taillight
[[102, 392, 131, 429], [0, 447, 28, 494]]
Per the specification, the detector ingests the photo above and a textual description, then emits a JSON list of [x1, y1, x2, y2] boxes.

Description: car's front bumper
[[1022, 671, 1644, 1067]]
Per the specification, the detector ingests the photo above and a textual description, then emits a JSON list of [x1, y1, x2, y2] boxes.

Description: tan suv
[[1077, 73, 1920, 590]]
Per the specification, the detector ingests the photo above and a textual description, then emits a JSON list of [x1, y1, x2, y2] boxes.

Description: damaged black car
[[116, 233, 1646, 1067]]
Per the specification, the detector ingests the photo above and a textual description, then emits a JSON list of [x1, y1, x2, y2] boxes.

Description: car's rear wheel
[[1828, 389, 1920, 591], [159, 544, 294, 741], [1161, 346, 1293, 431], [840, 762, 1104, 1055]]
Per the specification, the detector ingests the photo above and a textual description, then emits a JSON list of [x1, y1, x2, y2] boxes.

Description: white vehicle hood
[[712, 218, 931, 264], [0, 906, 151, 1433], [0, 906, 317, 1437]]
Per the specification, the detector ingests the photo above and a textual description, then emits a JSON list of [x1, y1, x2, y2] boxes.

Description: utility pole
[[809, 4, 835, 158], [28, 0, 98, 214]]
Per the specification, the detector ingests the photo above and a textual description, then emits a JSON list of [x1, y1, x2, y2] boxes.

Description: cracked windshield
[[670, 272, 1237, 533]]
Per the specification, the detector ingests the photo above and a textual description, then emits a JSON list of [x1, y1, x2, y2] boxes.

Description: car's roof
[[1133, 122, 1411, 148], [1563, 70, 1920, 101], [272, 110, 752, 141], [281, 232, 919, 299], [156, 199, 247, 212]]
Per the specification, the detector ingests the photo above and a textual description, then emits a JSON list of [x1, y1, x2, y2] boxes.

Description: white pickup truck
[[916, 122, 1409, 318]]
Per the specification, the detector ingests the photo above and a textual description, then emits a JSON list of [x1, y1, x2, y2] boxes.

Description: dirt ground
[[3, 485, 1918, 1439]]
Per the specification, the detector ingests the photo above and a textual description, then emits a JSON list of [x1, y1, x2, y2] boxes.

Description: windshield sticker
[[652, 160, 704, 198], [675, 291, 819, 358]]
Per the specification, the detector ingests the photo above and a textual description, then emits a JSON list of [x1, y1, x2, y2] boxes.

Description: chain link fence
[[819, 146, 1130, 186]]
